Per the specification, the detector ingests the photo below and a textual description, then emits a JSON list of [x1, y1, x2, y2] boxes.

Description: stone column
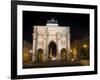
[[66, 29, 70, 61], [57, 33, 61, 61], [43, 36, 47, 62], [68, 33, 70, 60], [32, 38, 35, 62], [46, 28, 49, 62], [32, 27, 37, 62]]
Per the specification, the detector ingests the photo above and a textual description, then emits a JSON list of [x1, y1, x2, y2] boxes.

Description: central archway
[[48, 41, 57, 60]]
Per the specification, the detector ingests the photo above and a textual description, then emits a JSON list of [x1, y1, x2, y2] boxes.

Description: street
[[23, 60, 89, 69]]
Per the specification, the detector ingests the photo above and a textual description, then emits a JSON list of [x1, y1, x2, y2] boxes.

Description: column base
[[57, 54, 61, 61], [32, 54, 35, 63], [42, 54, 47, 62], [66, 54, 71, 61]]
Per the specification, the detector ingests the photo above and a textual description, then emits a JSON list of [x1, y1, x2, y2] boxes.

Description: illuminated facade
[[32, 18, 70, 62]]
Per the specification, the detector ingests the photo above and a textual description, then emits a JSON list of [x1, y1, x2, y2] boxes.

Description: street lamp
[[70, 49, 73, 53], [29, 50, 33, 53], [83, 44, 87, 48]]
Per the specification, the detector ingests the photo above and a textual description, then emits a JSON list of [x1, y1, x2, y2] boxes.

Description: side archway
[[37, 48, 43, 62], [61, 48, 66, 61]]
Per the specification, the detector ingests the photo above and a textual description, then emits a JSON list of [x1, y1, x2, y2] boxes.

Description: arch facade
[[32, 22, 70, 62]]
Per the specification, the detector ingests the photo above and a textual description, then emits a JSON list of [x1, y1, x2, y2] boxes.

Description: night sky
[[23, 11, 89, 43]]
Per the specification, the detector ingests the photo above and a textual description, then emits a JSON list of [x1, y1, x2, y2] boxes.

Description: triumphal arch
[[32, 18, 70, 62]]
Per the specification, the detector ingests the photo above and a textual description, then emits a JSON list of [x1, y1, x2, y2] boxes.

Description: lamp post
[[29, 50, 33, 62], [83, 44, 87, 59]]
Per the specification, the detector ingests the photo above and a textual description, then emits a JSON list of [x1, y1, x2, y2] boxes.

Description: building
[[23, 40, 32, 63], [71, 37, 89, 61], [71, 40, 83, 60], [32, 18, 70, 62]]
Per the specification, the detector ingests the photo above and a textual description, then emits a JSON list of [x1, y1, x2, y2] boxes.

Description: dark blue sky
[[23, 11, 89, 43]]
